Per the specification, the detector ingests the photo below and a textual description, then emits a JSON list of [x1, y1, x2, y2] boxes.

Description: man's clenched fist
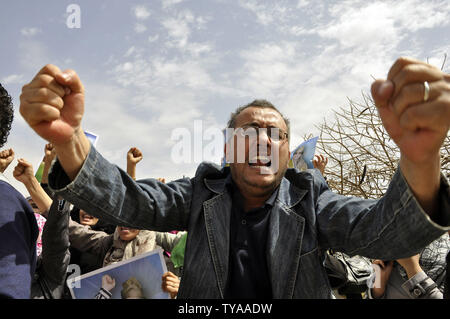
[[20, 64, 85, 146]]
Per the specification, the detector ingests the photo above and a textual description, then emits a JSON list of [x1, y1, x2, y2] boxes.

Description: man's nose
[[257, 128, 272, 149]]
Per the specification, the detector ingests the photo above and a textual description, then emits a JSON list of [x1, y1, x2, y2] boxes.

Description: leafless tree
[[315, 93, 449, 199]]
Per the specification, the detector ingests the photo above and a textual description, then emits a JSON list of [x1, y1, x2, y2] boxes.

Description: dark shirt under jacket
[[224, 178, 279, 299]]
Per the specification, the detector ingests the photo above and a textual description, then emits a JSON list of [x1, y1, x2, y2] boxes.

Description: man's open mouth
[[248, 155, 271, 167]]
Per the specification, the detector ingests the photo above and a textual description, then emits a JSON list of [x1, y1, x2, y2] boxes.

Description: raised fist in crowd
[[13, 158, 35, 185], [20, 64, 85, 146], [43, 142, 56, 165], [127, 147, 143, 165], [0, 148, 14, 173]]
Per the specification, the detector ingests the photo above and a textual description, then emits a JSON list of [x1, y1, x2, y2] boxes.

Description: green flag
[[35, 161, 45, 183], [170, 232, 187, 269]]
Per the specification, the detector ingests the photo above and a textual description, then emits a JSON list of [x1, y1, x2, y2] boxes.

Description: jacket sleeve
[[155, 231, 187, 252], [401, 271, 443, 299], [48, 145, 193, 232], [69, 218, 112, 258], [40, 198, 71, 288], [313, 167, 450, 260], [367, 270, 443, 299]]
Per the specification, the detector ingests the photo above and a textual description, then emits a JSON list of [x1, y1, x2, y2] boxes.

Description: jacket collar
[[204, 174, 306, 209]]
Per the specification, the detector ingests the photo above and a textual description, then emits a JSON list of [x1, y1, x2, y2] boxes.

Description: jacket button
[[413, 288, 422, 297], [241, 219, 247, 225]]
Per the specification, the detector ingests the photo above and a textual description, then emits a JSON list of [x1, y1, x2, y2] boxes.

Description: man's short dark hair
[[0, 83, 14, 148], [227, 99, 290, 141]]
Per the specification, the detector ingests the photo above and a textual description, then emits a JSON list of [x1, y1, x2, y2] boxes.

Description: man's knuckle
[[42, 64, 56, 74]]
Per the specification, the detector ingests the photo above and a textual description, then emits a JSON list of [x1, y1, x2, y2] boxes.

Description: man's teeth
[[249, 156, 271, 166]]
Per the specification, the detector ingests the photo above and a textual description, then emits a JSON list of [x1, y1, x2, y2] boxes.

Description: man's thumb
[[371, 79, 394, 109]]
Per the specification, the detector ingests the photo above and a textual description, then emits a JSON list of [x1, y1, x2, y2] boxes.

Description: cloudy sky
[[1, 0, 450, 196]]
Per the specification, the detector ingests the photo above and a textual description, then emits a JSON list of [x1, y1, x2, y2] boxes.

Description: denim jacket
[[48, 146, 450, 298]]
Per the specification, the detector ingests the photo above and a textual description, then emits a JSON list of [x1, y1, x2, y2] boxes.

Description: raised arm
[[41, 142, 56, 185], [13, 158, 52, 214], [20, 64, 90, 181], [126, 147, 143, 180], [371, 57, 450, 220]]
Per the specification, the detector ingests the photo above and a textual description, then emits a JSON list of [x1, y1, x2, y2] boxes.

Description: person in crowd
[[368, 232, 449, 299], [0, 83, 39, 298], [126, 146, 177, 274], [126, 146, 166, 184], [162, 271, 180, 299], [0, 149, 47, 258], [69, 215, 185, 270], [13, 158, 52, 214], [68, 210, 185, 298], [30, 198, 72, 299], [68, 207, 106, 274], [27, 196, 46, 257], [20, 58, 450, 298], [69, 206, 115, 273], [12, 156, 72, 298]]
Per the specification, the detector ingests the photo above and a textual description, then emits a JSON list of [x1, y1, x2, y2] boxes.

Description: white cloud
[[148, 34, 159, 43], [312, 1, 450, 53], [238, 0, 289, 26], [20, 27, 41, 37], [18, 40, 50, 71], [124, 46, 136, 57], [237, 42, 299, 97], [296, 0, 310, 8], [1, 74, 24, 85], [133, 5, 151, 20], [134, 23, 147, 33], [162, 17, 190, 47], [161, 9, 211, 54], [162, 0, 184, 10]]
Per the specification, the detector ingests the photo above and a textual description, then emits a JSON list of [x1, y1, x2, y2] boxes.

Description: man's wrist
[[22, 176, 37, 188], [404, 265, 423, 279], [54, 127, 91, 181], [399, 153, 441, 215]]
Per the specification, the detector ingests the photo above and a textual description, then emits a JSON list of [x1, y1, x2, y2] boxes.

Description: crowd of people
[[1, 138, 185, 298], [0, 56, 449, 299]]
